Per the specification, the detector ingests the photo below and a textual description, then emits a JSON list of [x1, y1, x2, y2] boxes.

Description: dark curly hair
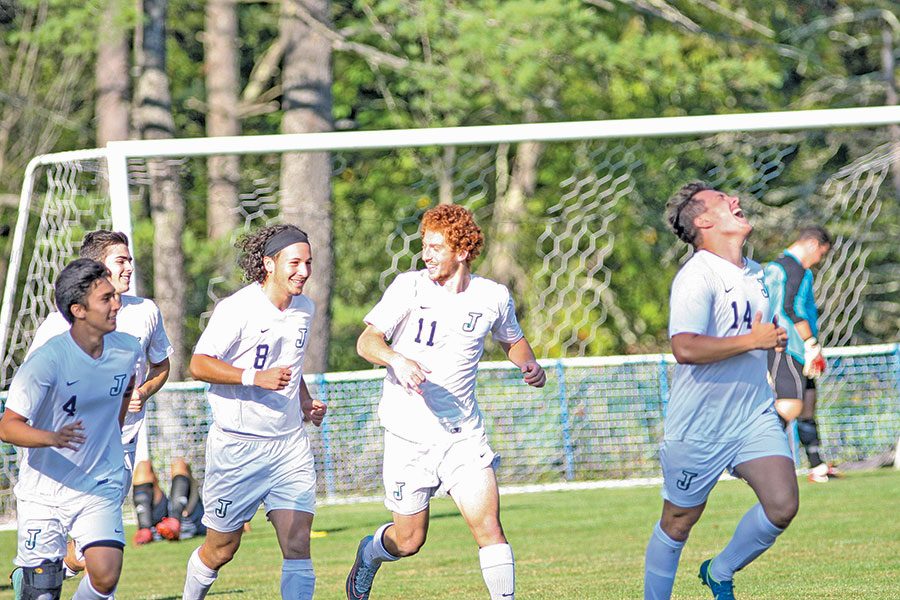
[[665, 181, 712, 247], [420, 204, 484, 264], [236, 224, 308, 283], [56, 259, 111, 323]]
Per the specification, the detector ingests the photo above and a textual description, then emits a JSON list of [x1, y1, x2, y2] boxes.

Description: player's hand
[[52, 420, 86, 451], [521, 361, 546, 388], [128, 387, 146, 413], [749, 311, 785, 350], [302, 397, 327, 427], [254, 366, 292, 390], [803, 337, 826, 378], [389, 354, 430, 395]]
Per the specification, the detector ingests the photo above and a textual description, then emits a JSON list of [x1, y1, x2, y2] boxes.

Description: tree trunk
[[95, 0, 130, 146], [205, 0, 240, 239], [279, 0, 333, 374], [134, 0, 186, 380], [881, 28, 900, 196]]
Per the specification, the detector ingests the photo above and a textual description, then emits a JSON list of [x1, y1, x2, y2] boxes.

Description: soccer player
[[0, 258, 142, 600], [25, 230, 174, 547], [346, 204, 546, 600], [182, 224, 327, 600], [643, 182, 797, 600], [764, 226, 839, 483]]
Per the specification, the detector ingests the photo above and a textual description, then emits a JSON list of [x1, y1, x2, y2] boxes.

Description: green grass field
[[1, 469, 897, 599]]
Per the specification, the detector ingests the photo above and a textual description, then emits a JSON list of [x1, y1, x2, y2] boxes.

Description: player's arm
[[189, 353, 291, 391], [357, 324, 429, 394], [129, 357, 170, 413], [0, 409, 85, 450], [299, 377, 327, 427], [499, 337, 546, 388], [671, 311, 786, 365]]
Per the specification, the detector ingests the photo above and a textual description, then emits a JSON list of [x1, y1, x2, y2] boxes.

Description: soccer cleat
[[10, 567, 22, 600], [156, 516, 182, 541], [133, 527, 154, 546], [346, 536, 381, 600], [808, 463, 842, 483], [698, 559, 735, 599]]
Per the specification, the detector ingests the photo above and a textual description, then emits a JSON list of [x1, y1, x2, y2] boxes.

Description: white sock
[[363, 523, 400, 565], [64, 563, 80, 579], [710, 503, 783, 581], [183, 547, 218, 600], [280, 558, 315, 600], [644, 521, 685, 600], [479, 543, 515, 600], [71, 575, 114, 599]]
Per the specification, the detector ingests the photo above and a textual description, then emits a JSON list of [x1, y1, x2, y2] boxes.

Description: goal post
[[0, 106, 899, 517]]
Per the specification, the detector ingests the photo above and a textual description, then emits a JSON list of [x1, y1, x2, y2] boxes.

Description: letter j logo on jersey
[[296, 327, 308, 349], [215, 499, 233, 518], [462, 312, 483, 332]]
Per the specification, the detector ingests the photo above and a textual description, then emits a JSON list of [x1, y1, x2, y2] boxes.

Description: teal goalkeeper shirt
[[763, 250, 820, 364]]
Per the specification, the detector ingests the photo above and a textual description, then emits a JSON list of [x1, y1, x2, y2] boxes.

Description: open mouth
[[732, 208, 745, 219]]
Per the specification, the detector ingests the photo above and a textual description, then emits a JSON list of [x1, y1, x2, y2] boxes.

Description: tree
[[279, 0, 333, 374], [134, 0, 187, 379], [95, 0, 130, 146]]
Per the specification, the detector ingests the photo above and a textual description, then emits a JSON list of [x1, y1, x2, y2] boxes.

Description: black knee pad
[[21, 559, 63, 600], [133, 482, 155, 529], [797, 418, 820, 446]]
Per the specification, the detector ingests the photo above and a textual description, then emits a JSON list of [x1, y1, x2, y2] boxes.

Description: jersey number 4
[[729, 301, 752, 331], [62, 395, 77, 417]]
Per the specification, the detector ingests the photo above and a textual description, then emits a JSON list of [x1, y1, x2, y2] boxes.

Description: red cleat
[[156, 516, 182, 541], [133, 528, 153, 546]]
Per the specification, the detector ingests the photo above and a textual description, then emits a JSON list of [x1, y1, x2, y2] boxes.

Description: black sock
[[170, 475, 191, 517], [133, 483, 155, 529], [797, 417, 823, 467]]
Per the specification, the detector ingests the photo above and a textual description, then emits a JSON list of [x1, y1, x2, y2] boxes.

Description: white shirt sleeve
[[145, 302, 174, 364], [193, 300, 241, 360], [492, 288, 524, 344], [364, 273, 414, 339], [668, 265, 714, 337], [6, 351, 56, 421], [24, 312, 69, 360]]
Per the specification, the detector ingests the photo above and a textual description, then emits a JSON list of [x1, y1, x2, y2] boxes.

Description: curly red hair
[[420, 204, 484, 264]]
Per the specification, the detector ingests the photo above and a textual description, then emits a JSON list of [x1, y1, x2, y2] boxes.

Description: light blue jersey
[[666, 251, 775, 443]]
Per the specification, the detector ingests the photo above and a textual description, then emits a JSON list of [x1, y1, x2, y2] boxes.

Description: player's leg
[[68, 490, 127, 599], [12, 500, 67, 600], [347, 431, 435, 600], [645, 439, 724, 600], [442, 432, 513, 600], [799, 381, 838, 481], [131, 459, 168, 545], [157, 458, 193, 540], [769, 351, 805, 428], [183, 427, 266, 599], [705, 410, 798, 587], [268, 510, 316, 600], [262, 429, 321, 600]]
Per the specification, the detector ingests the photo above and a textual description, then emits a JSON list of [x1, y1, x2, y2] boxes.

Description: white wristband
[[241, 369, 258, 387]]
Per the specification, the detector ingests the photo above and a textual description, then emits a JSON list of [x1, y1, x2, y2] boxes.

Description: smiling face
[[71, 277, 121, 335], [693, 188, 752, 240], [102, 243, 134, 294], [263, 242, 312, 297], [422, 229, 467, 285]]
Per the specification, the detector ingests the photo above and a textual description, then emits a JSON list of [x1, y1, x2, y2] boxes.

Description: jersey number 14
[[729, 301, 752, 331]]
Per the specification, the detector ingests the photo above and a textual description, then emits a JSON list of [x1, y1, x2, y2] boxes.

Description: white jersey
[[666, 250, 775, 442], [193, 283, 315, 439], [26, 295, 173, 444], [365, 270, 523, 443], [6, 331, 143, 503]]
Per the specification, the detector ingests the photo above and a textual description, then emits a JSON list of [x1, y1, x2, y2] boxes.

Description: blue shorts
[[659, 406, 791, 508]]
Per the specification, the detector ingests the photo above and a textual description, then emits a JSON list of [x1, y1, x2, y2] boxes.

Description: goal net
[[1, 107, 898, 516]]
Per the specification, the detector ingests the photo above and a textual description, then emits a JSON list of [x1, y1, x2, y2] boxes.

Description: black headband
[[264, 228, 309, 257]]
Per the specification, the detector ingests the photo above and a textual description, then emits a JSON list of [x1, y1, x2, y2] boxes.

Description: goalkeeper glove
[[803, 337, 826, 378]]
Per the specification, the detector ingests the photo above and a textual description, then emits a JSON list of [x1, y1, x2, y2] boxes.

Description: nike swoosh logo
[[419, 306, 430, 310], [501, 594, 514, 598], [261, 329, 270, 333], [724, 287, 734, 293], [114, 528, 124, 534], [66, 380, 78, 386]]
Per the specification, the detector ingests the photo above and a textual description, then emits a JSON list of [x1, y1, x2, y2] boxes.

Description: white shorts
[[382, 429, 498, 516], [660, 406, 792, 508], [201, 426, 317, 533], [15, 486, 125, 567]]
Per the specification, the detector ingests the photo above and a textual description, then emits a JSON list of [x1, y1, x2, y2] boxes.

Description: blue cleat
[[346, 536, 381, 600], [698, 559, 735, 599]]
